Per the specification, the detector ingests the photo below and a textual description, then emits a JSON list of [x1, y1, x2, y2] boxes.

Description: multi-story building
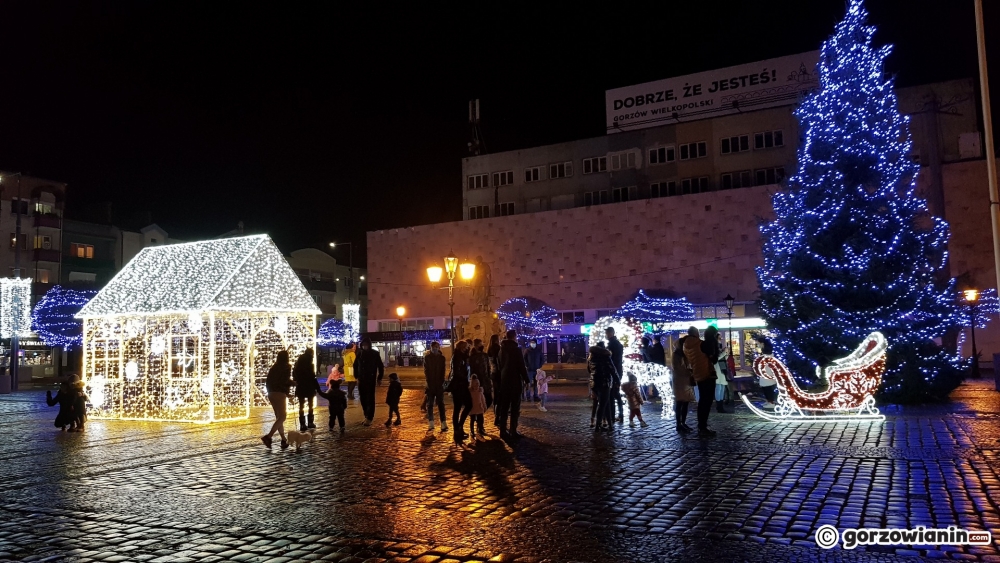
[[286, 248, 368, 328], [0, 172, 67, 298], [367, 52, 999, 369]]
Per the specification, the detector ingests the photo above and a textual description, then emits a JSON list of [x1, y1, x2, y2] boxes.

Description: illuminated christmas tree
[[496, 296, 561, 338], [31, 286, 98, 349], [756, 0, 964, 402]]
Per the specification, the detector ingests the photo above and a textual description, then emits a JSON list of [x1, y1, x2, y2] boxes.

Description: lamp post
[[964, 289, 981, 378], [724, 294, 735, 363], [427, 251, 475, 344], [396, 305, 406, 367], [329, 242, 354, 303]]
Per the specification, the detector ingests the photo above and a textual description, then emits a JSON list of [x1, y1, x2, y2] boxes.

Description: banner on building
[[605, 51, 820, 133]]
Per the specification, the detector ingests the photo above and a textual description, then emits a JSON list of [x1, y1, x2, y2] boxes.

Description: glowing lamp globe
[[459, 262, 476, 280], [427, 266, 443, 283], [963, 289, 979, 304], [444, 251, 458, 275], [396, 306, 406, 318]]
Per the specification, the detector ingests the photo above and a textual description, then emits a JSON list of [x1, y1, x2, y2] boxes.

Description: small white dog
[[286, 430, 313, 451]]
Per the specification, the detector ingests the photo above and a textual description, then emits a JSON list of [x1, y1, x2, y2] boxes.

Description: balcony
[[33, 214, 61, 229], [32, 249, 61, 263]]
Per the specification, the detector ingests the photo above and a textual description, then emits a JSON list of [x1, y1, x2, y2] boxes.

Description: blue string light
[[756, 0, 964, 402], [31, 286, 98, 350], [496, 296, 561, 338], [614, 290, 695, 323], [317, 317, 357, 347]]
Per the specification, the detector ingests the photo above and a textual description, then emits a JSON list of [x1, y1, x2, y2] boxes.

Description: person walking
[[713, 331, 729, 413], [384, 373, 402, 427], [353, 337, 384, 426], [424, 341, 448, 432], [449, 340, 473, 445], [487, 334, 502, 426], [262, 350, 294, 449], [470, 339, 493, 415], [497, 329, 529, 439], [683, 327, 717, 436], [605, 327, 625, 424], [588, 342, 617, 432], [316, 378, 348, 434], [468, 375, 487, 442], [671, 337, 696, 433], [622, 373, 647, 427], [293, 348, 319, 431], [523, 338, 544, 402], [342, 343, 358, 401]]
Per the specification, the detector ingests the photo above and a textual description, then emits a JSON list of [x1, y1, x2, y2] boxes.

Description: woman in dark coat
[[262, 350, 293, 449], [449, 340, 473, 445], [487, 334, 502, 424], [293, 348, 318, 431], [46, 376, 79, 431]]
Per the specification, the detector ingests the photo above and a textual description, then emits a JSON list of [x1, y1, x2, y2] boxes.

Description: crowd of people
[[42, 325, 735, 447]]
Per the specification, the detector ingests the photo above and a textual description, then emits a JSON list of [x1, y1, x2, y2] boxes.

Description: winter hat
[[388, 372, 399, 381]]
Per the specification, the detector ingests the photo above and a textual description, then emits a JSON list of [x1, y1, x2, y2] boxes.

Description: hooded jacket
[[424, 349, 446, 393], [469, 378, 487, 415], [449, 348, 471, 398], [524, 344, 544, 371], [385, 378, 403, 406], [498, 339, 529, 388], [354, 346, 385, 385], [342, 349, 357, 382], [588, 345, 616, 390], [316, 386, 348, 414], [671, 346, 696, 402], [683, 335, 715, 383], [293, 352, 318, 398]]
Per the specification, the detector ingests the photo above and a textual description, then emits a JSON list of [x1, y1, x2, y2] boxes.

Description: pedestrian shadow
[[429, 438, 516, 502]]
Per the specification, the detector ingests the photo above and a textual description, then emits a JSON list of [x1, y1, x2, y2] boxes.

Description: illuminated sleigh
[[742, 332, 887, 422]]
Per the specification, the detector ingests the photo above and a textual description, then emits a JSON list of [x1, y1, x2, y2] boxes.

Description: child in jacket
[[385, 373, 403, 427], [316, 378, 348, 434], [468, 375, 487, 441], [535, 368, 554, 412], [621, 373, 647, 427]]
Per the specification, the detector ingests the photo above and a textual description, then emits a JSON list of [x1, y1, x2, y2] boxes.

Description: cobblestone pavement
[[1, 379, 999, 562]]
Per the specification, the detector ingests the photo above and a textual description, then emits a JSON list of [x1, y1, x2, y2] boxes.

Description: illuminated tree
[[615, 290, 695, 323], [496, 296, 560, 338], [31, 286, 98, 349], [318, 317, 356, 347], [756, 0, 963, 402]]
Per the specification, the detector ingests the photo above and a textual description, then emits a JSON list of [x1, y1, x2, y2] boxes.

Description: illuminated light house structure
[[76, 234, 321, 423]]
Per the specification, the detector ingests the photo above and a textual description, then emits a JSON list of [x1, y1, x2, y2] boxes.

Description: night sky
[[0, 1, 996, 264]]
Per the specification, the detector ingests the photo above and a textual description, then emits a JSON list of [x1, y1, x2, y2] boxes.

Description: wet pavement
[[1, 380, 999, 562]]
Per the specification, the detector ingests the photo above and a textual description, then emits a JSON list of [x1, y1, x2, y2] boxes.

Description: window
[[492, 170, 514, 187], [36, 269, 50, 283], [612, 186, 636, 203], [10, 200, 27, 215], [549, 161, 573, 179], [68, 271, 96, 283], [498, 202, 515, 216], [648, 146, 676, 164], [650, 181, 675, 198], [753, 130, 784, 150], [71, 243, 95, 258], [720, 135, 750, 154], [753, 167, 786, 186], [681, 177, 710, 194], [584, 190, 609, 206], [33, 235, 52, 250], [720, 170, 754, 190], [9, 234, 27, 250], [467, 173, 489, 190], [582, 157, 607, 174], [34, 202, 54, 215], [524, 166, 542, 182], [560, 311, 585, 324], [679, 141, 708, 160], [611, 151, 637, 170], [596, 309, 616, 319], [469, 205, 490, 220]]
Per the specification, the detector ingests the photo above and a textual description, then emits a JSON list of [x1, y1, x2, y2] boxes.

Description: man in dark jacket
[[423, 341, 448, 432], [650, 336, 667, 365], [588, 343, 617, 431], [605, 327, 625, 423], [353, 337, 385, 426], [523, 338, 544, 402], [497, 329, 529, 439]]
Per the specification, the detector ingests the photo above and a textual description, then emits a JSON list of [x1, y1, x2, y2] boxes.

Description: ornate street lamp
[[427, 251, 475, 343], [724, 294, 735, 363], [964, 289, 981, 378], [396, 305, 406, 367]]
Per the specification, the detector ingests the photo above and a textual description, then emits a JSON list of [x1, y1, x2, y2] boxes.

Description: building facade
[[0, 172, 67, 297], [285, 248, 368, 329]]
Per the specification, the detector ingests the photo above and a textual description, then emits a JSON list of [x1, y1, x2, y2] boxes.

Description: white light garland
[[589, 315, 673, 418], [77, 235, 320, 423], [1, 278, 33, 338], [343, 304, 360, 342]]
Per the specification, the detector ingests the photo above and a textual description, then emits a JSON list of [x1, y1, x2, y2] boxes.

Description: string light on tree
[[318, 318, 356, 347], [496, 297, 561, 338], [755, 0, 964, 403], [31, 286, 98, 349], [342, 304, 361, 343], [75, 235, 321, 423], [614, 290, 695, 324], [1, 278, 32, 338]]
